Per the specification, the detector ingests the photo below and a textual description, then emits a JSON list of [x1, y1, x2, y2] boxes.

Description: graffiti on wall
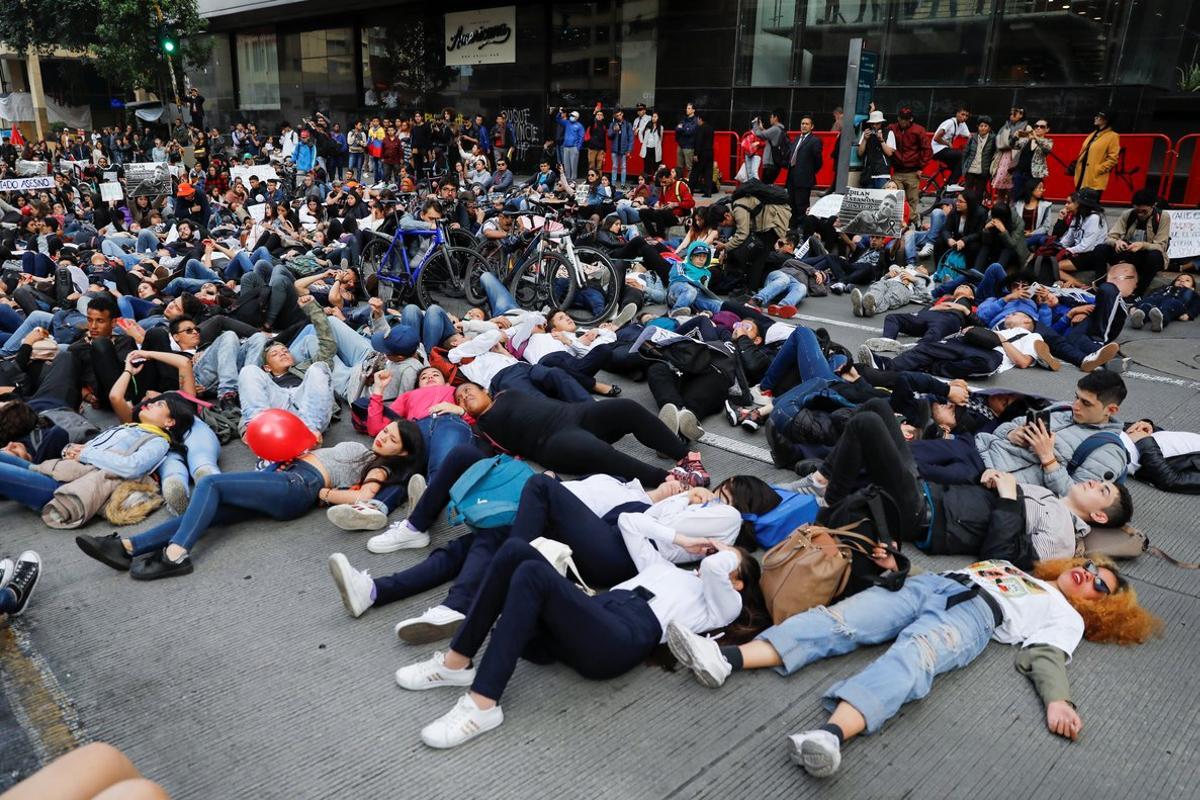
[[499, 107, 541, 160]]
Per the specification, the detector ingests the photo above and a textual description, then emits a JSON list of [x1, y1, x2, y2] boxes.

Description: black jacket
[[1136, 438, 1200, 494], [925, 483, 1033, 569], [787, 133, 824, 187], [694, 124, 715, 158]]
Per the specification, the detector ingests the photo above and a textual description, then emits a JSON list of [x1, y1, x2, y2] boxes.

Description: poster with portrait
[[837, 187, 905, 238], [125, 162, 172, 197]]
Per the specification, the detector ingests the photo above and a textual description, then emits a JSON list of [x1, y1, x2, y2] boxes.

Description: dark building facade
[[192, 0, 1200, 160]]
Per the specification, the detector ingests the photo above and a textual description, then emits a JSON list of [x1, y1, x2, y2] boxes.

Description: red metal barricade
[[1168, 133, 1199, 207]]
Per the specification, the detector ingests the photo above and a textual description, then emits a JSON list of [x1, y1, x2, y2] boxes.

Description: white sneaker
[[1149, 307, 1164, 332], [788, 729, 842, 778], [1129, 307, 1145, 329], [396, 605, 467, 644], [677, 408, 706, 441], [918, 242, 935, 258], [861, 293, 877, 317], [367, 519, 430, 553], [395, 650, 477, 691], [1081, 341, 1120, 372], [658, 403, 680, 437], [406, 473, 427, 516], [327, 501, 389, 532], [856, 344, 877, 370], [0, 557, 13, 591], [328, 553, 374, 618], [611, 302, 638, 328], [665, 621, 732, 688], [863, 337, 904, 355], [849, 287, 864, 317], [669, 306, 693, 319], [420, 693, 504, 749]]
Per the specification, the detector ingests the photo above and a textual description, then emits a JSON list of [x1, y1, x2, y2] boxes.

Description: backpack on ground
[[446, 455, 537, 529], [1082, 525, 1200, 569], [200, 405, 241, 444], [40, 408, 100, 443], [742, 487, 820, 548], [932, 249, 968, 283], [759, 522, 894, 624]]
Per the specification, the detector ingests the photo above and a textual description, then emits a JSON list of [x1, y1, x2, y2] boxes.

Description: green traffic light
[[163, 40, 176, 53]]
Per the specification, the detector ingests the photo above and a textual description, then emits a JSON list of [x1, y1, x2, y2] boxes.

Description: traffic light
[[159, 24, 177, 55]]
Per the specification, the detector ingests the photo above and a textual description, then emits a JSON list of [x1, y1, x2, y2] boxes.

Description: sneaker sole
[[366, 532, 431, 554], [162, 479, 189, 516], [1032, 339, 1061, 371], [789, 737, 839, 778], [849, 290, 863, 316], [420, 711, 503, 748], [328, 554, 369, 618], [327, 505, 388, 532], [1150, 310, 1163, 332], [666, 623, 724, 689], [396, 618, 465, 644], [678, 411, 705, 441], [407, 474, 427, 517]]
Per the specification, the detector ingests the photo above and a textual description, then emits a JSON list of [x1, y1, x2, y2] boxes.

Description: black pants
[[610, 236, 673, 286], [789, 183, 813, 220], [882, 308, 967, 343], [199, 315, 260, 349], [449, 538, 662, 701], [532, 398, 686, 485], [646, 362, 730, 420], [1094, 243, 1164, 297], [882, 339, 1003, 379], [491, 362, 592, 403], [692, 155, 714, 194], [88, 338, 127, 409], [27, 349, 82, 412], [909, 436, 986, 485], [761, 164, 782, 185], [820, 398, 922, 537], [538, 343, 622, 391], [638, 208, 680, 238]]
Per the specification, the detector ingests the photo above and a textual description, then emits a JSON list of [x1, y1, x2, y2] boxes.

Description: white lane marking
[[791, 313, 881, 333], [697, 430, 775, 464]]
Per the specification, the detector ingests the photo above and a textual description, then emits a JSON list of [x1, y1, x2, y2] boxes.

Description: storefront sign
[[445, 6, 516, 66]]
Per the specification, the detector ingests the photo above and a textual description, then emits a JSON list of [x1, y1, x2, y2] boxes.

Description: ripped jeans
[[758, 573, 995, 734]]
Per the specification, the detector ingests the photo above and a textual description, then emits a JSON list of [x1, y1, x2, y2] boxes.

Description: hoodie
[[671, 241, 713, 288]]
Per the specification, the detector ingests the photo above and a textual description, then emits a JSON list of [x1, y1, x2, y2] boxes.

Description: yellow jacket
[[1073, 128, 1120, 192]]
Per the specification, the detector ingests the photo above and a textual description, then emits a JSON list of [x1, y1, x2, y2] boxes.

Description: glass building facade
[[191, 0, 1200, 151]]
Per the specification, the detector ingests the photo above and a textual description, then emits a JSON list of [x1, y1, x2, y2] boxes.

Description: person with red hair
[[668, 553, 1160, 779]]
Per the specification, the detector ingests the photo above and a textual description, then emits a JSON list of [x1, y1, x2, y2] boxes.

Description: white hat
[[569, 111, 580, 120], [866, 110, 885, 124]]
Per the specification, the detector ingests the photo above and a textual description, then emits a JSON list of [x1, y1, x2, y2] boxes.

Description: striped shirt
[[1019, 483, 1090, 560]]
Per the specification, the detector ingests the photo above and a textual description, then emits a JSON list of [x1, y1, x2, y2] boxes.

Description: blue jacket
[[609, 120, 634, 155], [293, 141, 316, 173], [79, 424, 172, 479], [676, 115, 698, 148], [977, 297, 1052, 329], [561, 119, 585, 149]]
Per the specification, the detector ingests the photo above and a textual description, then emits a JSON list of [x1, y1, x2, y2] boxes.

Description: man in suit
[[787, 114, 823, 220], [692, 111, 716, 196]]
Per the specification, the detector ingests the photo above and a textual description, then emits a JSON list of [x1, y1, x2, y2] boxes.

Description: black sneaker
[[76, 533, 133, 572], [3, 551, 42, 616], [130, 550, 194, 581], [723, 399, 741, 427]]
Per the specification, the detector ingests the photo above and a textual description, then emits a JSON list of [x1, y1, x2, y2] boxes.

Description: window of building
[[993, 1, 1123, 85], [792, 3, 887, 86], [236, 32, 280, 110], [884, 1, 992, 85], [735, 0, 799, 86]]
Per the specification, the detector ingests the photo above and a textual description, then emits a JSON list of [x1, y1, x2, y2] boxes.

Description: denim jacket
[[79, 424, 171, 479]]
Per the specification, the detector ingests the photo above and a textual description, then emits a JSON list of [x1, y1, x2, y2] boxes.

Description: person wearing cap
[[560, 111, 585, 183], [1072, 110, 1120, 195], [1096, 188, 1170, 296], [857, 110, 895, 189], [888, 108, 931, 213]]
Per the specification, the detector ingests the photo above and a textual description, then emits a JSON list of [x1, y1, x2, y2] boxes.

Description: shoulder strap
[[1067, 431, 1128, 478]]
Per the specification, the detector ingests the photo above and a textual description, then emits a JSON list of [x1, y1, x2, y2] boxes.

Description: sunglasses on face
[[177, 326, 200, 334], [1083, 560, 1112, 594]]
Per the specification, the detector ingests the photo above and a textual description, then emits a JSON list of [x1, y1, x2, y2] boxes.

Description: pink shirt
[[366, 385, 457, 435]]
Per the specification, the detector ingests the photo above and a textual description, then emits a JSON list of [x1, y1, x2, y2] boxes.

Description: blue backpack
[[446, 455, 537, 529], [933, 249, 967, 283], [742, 488, 820, 549]]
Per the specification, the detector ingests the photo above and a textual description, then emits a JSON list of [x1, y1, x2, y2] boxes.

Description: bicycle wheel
[[462, 255, 495, 307], [447, 228, 480, 252], [361, 237, 397, 307], [562, 246, 621, 324], [416, 246, 479, 318], [509, 251, 575, 313]]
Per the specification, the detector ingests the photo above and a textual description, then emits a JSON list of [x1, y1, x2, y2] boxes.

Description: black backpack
[[819, 484, 911, 595], [731, 179, 789, 207]]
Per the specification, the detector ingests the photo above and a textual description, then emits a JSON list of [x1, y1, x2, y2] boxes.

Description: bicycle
[[358, 203, 491, 318]]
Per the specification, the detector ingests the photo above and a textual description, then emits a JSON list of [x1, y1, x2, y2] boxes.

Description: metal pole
[[835, 37, 862, 193]]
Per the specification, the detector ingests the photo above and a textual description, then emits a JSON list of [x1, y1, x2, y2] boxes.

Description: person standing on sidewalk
[[609, 109, 634, 188], [675, 102, 699, 181], [691, 112, 716, 197], [889, 107, 932, 217], [754, 111, 790, 185], [586, 109, 608, 176]]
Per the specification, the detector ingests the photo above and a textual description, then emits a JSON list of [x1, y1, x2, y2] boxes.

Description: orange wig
[[1034, 556, 1163, 645]]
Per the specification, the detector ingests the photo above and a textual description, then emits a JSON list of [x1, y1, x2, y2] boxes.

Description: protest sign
[[125, 162, 172, 197], [1167, 210, 1200, 261], [230, 165, 279, 184], [808, 193, 843, 219], [0, 175, 55, 192], [100, 182, 124, 201], [837, 187, 905, 237]]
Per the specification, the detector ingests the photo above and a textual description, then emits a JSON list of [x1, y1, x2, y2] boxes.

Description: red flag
[[9, 126, 25, 147]]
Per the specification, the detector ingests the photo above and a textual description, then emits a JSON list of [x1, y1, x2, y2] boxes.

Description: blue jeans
[[418, 414, 474, 481], [616, 205, 641, 224], [0, 454, 60, 511], [164, 259, 221, 295], [224, 247, 274, 281], [237, 361, 335, 435], [868, 176, 889, 189], [1025, 232, 1049, 251], [194, 330, 241, 394], [290, 316, 373, 398], [758, 573, 995, 733], [129, 463, 325, 554], [610, 152, 628, 186], [480, 271, 518, 315], [904, 208, 946, 265], [410, 304, 456, 353], [348, 152, 364, 178], [932, 261, 1007, 301], [159, 418, 223, 500], [667, 282, 722, 314], [99, 240, 144, 268], [1, 310, 54, 355], [753, 271, 809, 306], [760, 325, 837, 394]]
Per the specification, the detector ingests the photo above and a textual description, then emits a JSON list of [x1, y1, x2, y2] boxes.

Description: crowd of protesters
[[2, 90, 1194, 791]]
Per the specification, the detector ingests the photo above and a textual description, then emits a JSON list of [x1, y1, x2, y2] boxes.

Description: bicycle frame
[[374, 220, 449, 292]]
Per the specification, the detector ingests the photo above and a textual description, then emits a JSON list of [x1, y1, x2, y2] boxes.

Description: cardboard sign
[[99, 182, 124, 201], [0, 175, 54, 191], [1167, 210, 1200, 261]]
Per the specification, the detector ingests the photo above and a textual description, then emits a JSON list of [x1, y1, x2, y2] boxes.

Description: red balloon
[[244, 409, 317, 463]]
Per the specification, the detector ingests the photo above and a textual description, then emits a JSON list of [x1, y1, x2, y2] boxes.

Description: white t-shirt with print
[[957, 560, 1084, 658]]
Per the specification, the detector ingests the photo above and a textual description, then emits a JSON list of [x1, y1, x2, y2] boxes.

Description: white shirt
[[933, 118, 969, 153], [617, 494, 742, 564], [956, 560, 1084, 658], [564, 474, 651, 515], [994, 328, 1044, 373], [1122, 430, 1200, 474], [613, 537, 742, 644]]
